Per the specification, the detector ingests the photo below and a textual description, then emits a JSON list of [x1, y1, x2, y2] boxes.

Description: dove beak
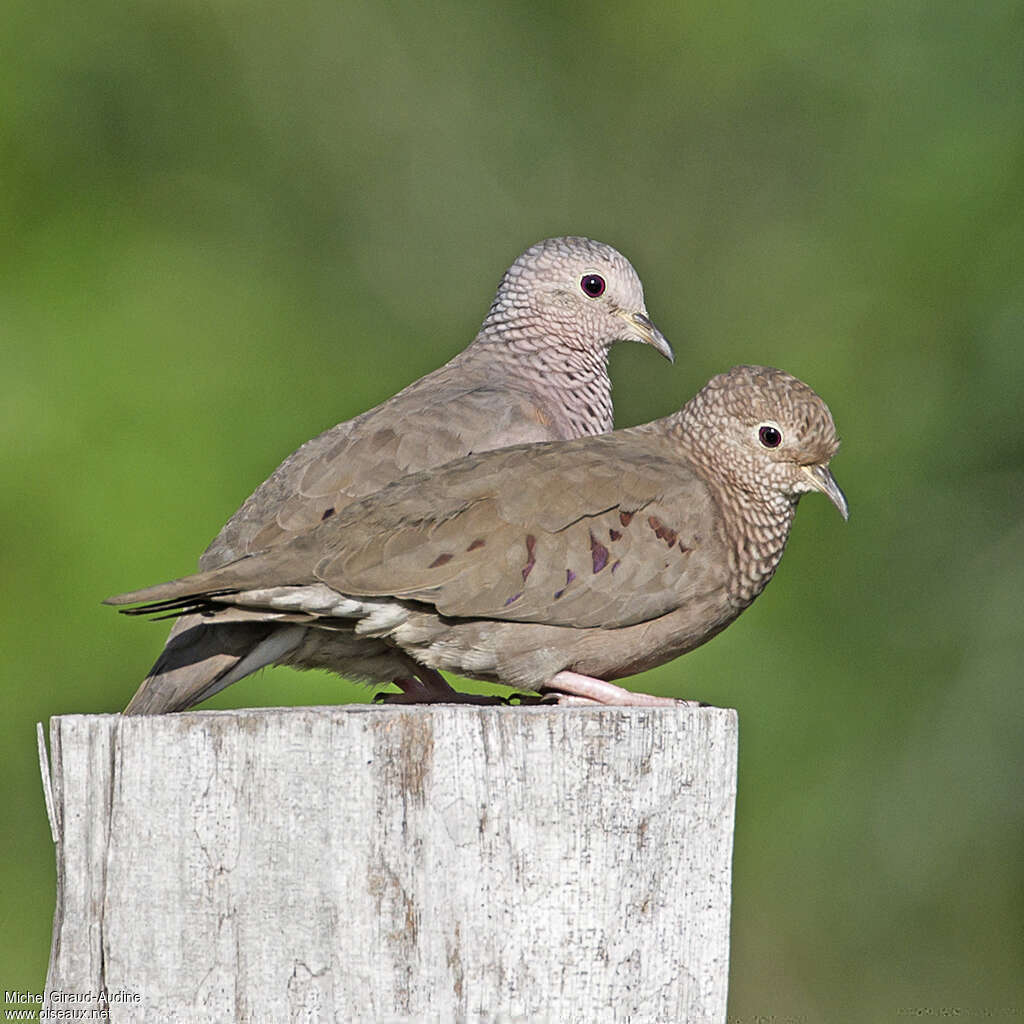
[[803, 463, 849, 520], [621, 310, 675, 363]]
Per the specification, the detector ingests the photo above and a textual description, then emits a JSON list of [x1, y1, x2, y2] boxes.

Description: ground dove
[[109, 366, 847, 707], [120, 236, 672, 713]]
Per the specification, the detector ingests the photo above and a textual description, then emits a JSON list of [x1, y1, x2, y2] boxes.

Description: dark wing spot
[[590, 531, 609, 573], [608, 528, 622, 541], [522, 534, 537, 582], [619, 510, 634, 527], [466, 538, 486, 551], [321, 507, 336, 521], [553, 569, 576, 601], [677, 540, 691, 554], [610, 559, 621, 573], [428, 553, 453, 568], [647, 515, 679, 547], [504, 591, 523, 607]]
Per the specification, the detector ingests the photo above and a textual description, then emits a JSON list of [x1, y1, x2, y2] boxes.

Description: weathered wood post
[[41, 705, 737, 1023]]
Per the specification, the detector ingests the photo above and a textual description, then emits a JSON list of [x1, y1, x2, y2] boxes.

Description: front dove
[[109, 366, 847, 706]]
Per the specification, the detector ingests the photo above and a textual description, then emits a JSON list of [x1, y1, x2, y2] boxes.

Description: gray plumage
[[110, 366, 847, 707], [121, 236, 672, 713]]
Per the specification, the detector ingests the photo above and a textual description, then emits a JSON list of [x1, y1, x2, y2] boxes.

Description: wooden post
[[42, 705, 737, 1023]]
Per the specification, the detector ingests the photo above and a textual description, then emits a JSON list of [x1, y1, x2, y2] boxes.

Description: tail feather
[[106, 579, 237, 608], [122, 615, 279, 714], [113, 591, 237, 618], [105, 552, 271, 609]]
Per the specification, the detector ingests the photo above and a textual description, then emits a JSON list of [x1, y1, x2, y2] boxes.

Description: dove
[[121, 236, 672, 712], [110, 366, 847, 707]]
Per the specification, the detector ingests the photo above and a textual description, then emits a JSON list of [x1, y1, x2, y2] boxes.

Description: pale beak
[[619, 310, 674, 363], [803, 464, 849, 520]]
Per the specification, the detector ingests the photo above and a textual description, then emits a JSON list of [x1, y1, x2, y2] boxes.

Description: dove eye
[[580, 274, 606, 297], [759, 425, 782, 448]]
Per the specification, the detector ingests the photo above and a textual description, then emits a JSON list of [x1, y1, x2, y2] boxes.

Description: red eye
[[759, 425, 782, 448], [580, 274, 605, 297]]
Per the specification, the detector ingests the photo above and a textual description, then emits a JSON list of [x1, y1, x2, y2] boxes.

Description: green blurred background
[[3, 0, 1022, 1019]]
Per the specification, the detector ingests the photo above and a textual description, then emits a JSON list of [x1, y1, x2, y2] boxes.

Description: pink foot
[[542, 670, 696, 707]]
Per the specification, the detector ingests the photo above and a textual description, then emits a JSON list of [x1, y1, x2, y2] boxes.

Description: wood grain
[[43, 705, 737, 1023]]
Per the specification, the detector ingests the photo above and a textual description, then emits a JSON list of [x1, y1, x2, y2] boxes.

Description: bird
[[108, 365, 848, 707], [119, 236, 674, 713]]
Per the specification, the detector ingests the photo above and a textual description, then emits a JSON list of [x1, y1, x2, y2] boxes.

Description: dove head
[[681, 365, 848, 520], [479, 236, 673, 362]]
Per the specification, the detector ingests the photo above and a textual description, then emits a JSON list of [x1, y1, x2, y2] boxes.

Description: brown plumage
[[120, 236, 673, 713], [109, 366, 848, 707]]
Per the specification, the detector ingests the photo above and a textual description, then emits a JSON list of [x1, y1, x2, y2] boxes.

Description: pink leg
[[542, 671, 697, 707]]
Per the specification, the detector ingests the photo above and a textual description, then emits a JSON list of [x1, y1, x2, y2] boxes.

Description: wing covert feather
[[312, 433, 729, 630]]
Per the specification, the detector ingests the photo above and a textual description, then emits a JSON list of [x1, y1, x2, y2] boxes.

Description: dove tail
[[122, 617, 304, 714]]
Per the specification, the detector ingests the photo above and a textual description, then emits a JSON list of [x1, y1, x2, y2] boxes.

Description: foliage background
[[3, 1, 1022, 1018]]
